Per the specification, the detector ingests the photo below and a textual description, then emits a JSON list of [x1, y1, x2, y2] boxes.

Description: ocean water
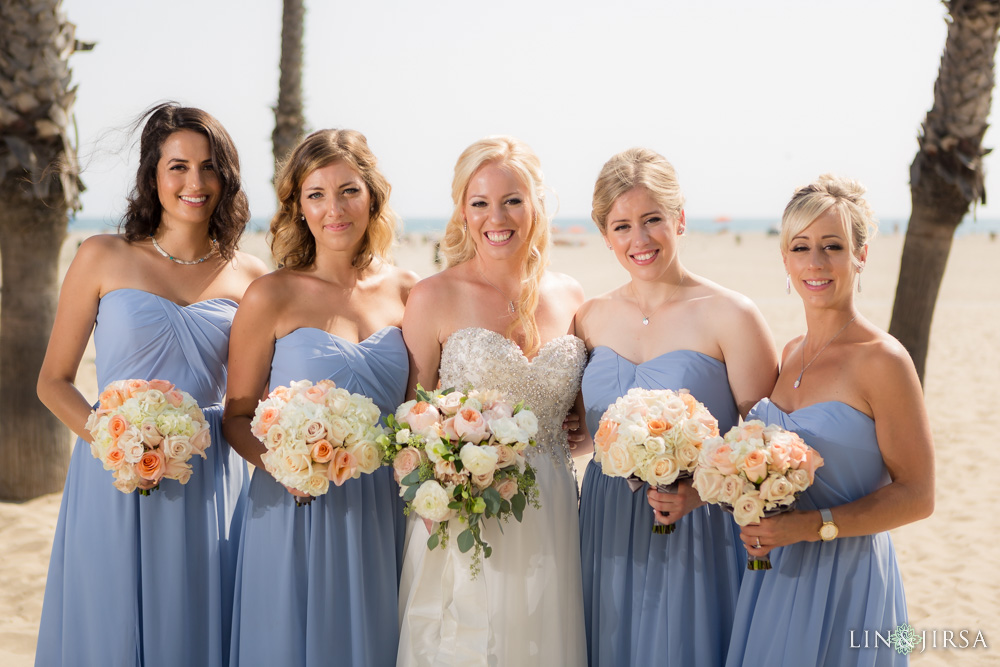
[[67, 215, 1000, 237]]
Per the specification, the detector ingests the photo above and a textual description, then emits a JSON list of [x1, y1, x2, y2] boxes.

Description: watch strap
[[820, 508, 833, 524]]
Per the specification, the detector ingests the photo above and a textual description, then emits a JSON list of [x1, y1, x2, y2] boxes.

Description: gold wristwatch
[[818, 508, 839, 541]]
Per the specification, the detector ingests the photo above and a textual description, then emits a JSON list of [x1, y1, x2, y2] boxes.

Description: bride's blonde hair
[[440, 136, 551, 356]]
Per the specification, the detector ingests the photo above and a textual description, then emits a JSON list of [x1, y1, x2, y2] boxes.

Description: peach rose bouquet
[[250, 379, 385, 503], [593, 387, 719, 534], [692, 419, 824, 569], [86, 378, 211, 495], [382, 385, 541, 577]]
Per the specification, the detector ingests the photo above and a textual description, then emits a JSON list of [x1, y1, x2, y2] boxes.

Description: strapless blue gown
[[229, 327, 407, 667], [725, 398, 908, 666], [36, 289, 249, 667], [579, 347, 744, 667]]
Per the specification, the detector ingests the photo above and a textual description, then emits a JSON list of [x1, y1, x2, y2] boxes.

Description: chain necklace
[[151, 236, 217, 265], [794, 314, 858, 389], [631, 273, 685, 326], [476, 258, 517, 315]]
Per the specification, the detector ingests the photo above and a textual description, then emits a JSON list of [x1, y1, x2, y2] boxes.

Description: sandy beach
[[2, 228, 997, 665]]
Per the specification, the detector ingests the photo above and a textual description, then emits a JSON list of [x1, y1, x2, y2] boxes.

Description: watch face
[[820, 524, 838, 541]]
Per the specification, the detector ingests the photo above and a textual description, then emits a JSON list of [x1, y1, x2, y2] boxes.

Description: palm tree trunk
[[889, 0, 1000, 383], [272, 0, 306, 174], [0, 0, 85, 500]]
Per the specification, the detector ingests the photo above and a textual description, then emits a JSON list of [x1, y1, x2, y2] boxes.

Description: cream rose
[[493, 444, 517, 469], [348, 440, 382, 475], [732, 492, 766, 526], [719, 475, 745, 505], [459, 443, 499, 476], [693, 468, 725, 503], [393, 446, 424, 483], [301, 471, 331, 497], [758, 474, 795, 505], [471, 472, 494, 490], [413, 481, 455, 522], [604, 441, 637, 478], [676, 442, 701, 470], [786, 468, 811, 493], [162, 457, 193, 485], [161, 435, 193, 462], [494, 477, 519, 501], [646, 455, 680, 486]]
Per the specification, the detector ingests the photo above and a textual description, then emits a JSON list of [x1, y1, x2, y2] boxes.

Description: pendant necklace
[[632, 273, 685, 326], [794, 314, 858, 389], [151, 235, 217, 265], [476, 258, 517, 315]]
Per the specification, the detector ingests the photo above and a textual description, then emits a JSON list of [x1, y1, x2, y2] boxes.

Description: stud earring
[[785, 274, 791, 294], [300, 214, 305, 222]]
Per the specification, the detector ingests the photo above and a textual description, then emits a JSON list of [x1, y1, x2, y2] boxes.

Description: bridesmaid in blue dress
[[35, 103, 267, 667], [726, 175, 935, 667], [575, 148, 779, 666], [223, 129, 416, 667]]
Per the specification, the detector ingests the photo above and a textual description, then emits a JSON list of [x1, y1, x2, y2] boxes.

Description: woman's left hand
[[646, 479, 703, 526], [562, 411, 585, 449], [739, 510, 816, 557]]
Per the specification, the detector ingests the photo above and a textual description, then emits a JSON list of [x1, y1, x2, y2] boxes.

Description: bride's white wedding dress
[[397, 327, 588, 667]]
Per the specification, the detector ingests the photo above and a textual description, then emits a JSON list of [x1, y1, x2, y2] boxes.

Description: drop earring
[[463, 219, 468, 232], [785, 274, 791, 294], [857, 268, 863, 293]]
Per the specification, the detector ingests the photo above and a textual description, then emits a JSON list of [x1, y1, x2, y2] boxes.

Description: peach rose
[[328, 449, 358, 487], [434, 459, 458, 479], [742, 450, 769, 484], [707, 442, 738, 475], [472, 472, 494, 490], [800, 447, 825, 484], [252, 406, 281, 437], [99, 387, 126, 409], [107, 414, 129, 442], [405, 401, 441, 436], [594, 420, 619, 454], [104, 446, 126, 471], [190, 426, 211, 457], [495, 477, 519, 502], [393, 446, 424, 483], [148, 379, 174, 393], [767, 437, 793, 472], [139, 420, 163, 447], [125, 379, 150, 397], [137, 449, 165, 482], [679, 392, 699, 417], [454, 408, 488, 444], [164, 390, 184, 408], [739, 420, 766, 442], [646, 418, 669, 436], [162, 457, 193, 485], [493, 444, 517, 469], [441, 416, 459, 441], [271, 386, 293, 401], [310, 439, 334, 464], [304, 384, 327, 404]]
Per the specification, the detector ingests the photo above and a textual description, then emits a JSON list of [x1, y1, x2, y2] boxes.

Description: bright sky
[[62, 0, 981, 226]]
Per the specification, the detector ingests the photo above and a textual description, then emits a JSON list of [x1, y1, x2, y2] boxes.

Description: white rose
[[301, 471, 331, 497], [644, 436, 666, 455], [786, 468, 811, 493], [413, 481, 455, 522], [512, 410, 538, 437], [692, 468, 725, 503], [603, 440, 637, 478], [488, 417, 527, 445], [327, 417, 351, 445], [395, 428, 412, 444], [459, 443, 499, 477]]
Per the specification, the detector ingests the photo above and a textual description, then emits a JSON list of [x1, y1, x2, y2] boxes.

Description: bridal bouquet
[[86, 379, 211, 494], [383, 386, 540, 576], [593, 387, 719, 534], [251, 379, 385, 500], [693, 419, 824, 569]]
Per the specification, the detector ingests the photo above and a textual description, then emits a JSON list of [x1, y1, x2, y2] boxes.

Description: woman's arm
[[36, 237, 112, 440], [716, 294, 779, 419], [222, 276, 281, 470], [401, 278, 445, 399], [743, 338, 934, 555]]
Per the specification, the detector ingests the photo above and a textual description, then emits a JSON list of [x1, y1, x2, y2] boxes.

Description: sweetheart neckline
[[590, 345, 725, 368], [102, 287, 237, 309], [276, 325, 401, 345], [757, 397, 875, 423], [445, 326, 583, 364]]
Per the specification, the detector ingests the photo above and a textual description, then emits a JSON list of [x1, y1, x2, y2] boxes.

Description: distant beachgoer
[[224, 128, 415, 667], [35, 102, 266, 667], [575, 147, 778, 666], [726, 174, 934, 667]]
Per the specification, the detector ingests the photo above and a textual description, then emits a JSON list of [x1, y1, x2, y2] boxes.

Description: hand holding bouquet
[[593, 387, 719, 534], [693, 419, 824, 569], [86, 379, 211, 494], [383, 386, 540, 577], [251, 379, 385, 502]]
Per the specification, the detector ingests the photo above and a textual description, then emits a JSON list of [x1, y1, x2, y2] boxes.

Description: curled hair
[[591, 147, 685, 234], [780, 174, 878, 267], [121, 102, 249, 260], [270, 129, 397, 270], [440, 136, 550, 356]]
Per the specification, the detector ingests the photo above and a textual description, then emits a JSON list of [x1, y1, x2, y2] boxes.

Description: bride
[[398, 136, 588, 666]]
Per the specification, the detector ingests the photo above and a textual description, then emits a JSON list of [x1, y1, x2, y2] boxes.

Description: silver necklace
[[476, 259, 516, 315], [794, 314, 858, 389], [151, 236, 217, 265], [631, 274, 685, 326]]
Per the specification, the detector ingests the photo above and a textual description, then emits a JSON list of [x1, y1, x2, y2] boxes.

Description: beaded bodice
[[440, 327, 586, 470]]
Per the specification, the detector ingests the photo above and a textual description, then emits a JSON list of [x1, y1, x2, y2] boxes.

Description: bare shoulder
[[542, 270, 585, 306], [855, 328, 920, 394], [74, 233, 131, 264], [375, 262, 420, 296], [409, 265, 464, 304], [229, 250, 270, 280], [691, 275, 764, 324], [239, 267, 298, 313], [575, 285, 625, 335], [780, 334, 805, 366]]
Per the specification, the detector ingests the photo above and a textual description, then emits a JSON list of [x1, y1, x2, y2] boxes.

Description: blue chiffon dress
[[36, 288, 249, 667], [725, 398, 908, 667], [579, 347, 744, 667], [228, 326, 407, 667]]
